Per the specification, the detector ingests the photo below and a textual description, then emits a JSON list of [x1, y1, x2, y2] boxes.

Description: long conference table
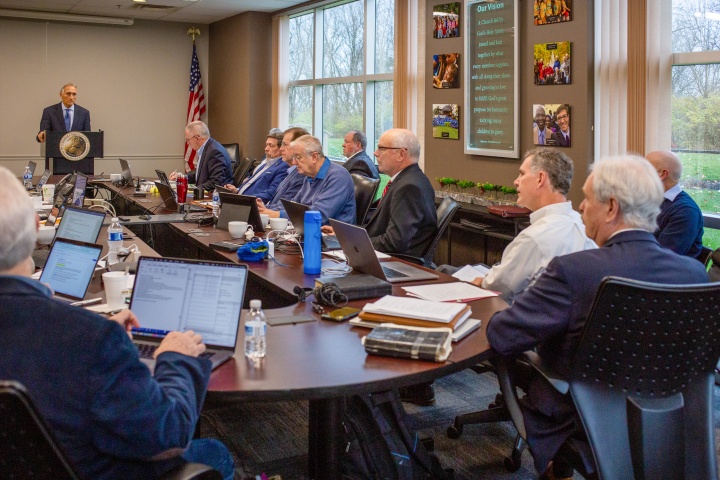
[[69, 177, 508, 479]]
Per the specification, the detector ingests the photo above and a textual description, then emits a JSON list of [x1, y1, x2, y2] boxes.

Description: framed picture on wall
[[534, 0, 572, 25], [532, 103, 570, 147], [533, 41, 571, 85], [433, 53, 461, 89], [433, 104, 460, 139], [433, 2, 461, 38]]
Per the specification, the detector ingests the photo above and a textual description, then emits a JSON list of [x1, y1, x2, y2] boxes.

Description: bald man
[[646, 150, 704, 260]]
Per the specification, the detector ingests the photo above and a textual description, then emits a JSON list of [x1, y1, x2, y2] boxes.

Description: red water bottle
[[176, 174, 188, 204]]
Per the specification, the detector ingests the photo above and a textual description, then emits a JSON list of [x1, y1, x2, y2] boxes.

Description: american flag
[[184, 43, 206, 171]]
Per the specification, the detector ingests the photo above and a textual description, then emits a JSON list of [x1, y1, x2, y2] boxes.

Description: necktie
[[64, 109, 71, 131], [538, 130, 545, 145], [382, 180, 392, 198]]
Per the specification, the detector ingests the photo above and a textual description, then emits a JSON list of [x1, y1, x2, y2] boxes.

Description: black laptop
[[129, 256, 248, 372], [216, 192, 265, 232], [280, 199, 341, 250], [154, 181, 206, 212]]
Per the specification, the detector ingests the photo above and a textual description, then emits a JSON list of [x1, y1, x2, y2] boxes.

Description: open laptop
[[217, 192, 265, 232], [35, 169, 51, 193], [119, 158, 133, 186], [34, 206, 106, 268], [155, 169, 171, 188], [128, 256, 248, 372], [71, 172, 88, 207], [38, 238, 103, 302], [281, 199, 341, 250], [329, 219, 439, 283], [154, 181, 207, 212]]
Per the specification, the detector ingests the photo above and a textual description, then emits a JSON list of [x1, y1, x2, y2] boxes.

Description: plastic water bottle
[[303, 210, 322, 274], [212, 188, 220, 218], [23, 166, 33, 189], [107, 217, 124, 265], [244, 299, 267, 361]]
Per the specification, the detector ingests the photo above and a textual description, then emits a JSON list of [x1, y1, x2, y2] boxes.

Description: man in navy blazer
[[36, 83, 93, 175], [224, 131, 289, 202], [487, 155, 708, 479], [341, 130, 379, 179], [171, 121, 233, 192], [0, 166, 234, 479]]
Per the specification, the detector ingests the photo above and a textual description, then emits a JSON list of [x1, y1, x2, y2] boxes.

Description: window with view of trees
[[671, 0, 720, 224], [286, 0, 395, 159]]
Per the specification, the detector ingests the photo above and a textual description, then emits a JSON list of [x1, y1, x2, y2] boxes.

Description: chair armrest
[[161, 462, 222, 480], [522, 351, 570, 395], [391, 253, 427, 267]]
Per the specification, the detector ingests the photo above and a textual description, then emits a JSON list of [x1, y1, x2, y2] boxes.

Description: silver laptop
[[33, 206, 106, 268], [129, 257, 248, 372], [329, 219, 439, 283], [38, 238, 103, 302]]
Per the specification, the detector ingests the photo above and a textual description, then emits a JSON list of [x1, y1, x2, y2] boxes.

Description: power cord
[[293, 283, 348, 307]]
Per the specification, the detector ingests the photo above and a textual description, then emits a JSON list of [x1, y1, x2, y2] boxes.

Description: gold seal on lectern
[[59, 132, 90, 161]]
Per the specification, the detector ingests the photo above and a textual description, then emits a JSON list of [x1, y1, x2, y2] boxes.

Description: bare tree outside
[[672, 0, 720, 216]]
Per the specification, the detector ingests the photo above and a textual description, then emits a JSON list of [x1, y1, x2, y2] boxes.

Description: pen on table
[[70, 297, 103, 307]]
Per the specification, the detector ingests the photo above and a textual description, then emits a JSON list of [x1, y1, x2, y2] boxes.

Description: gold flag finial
[[187, 27, 200, 43]]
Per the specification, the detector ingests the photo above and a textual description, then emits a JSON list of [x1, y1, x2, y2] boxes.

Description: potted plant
[[500, 185, 518, 203], [456, 180, 476, 203]]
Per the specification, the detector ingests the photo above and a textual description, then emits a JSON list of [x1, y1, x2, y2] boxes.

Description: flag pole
[[187, 27, 200, 43]]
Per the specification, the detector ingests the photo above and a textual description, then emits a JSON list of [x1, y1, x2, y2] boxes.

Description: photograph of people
[[534, 0, 572, 25], [433, 2, 460, 38], [551, 105, 570, 147], [533, 41, 571, 85], [433, 53, 460, 89]]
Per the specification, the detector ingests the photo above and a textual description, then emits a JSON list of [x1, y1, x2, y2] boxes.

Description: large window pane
[[672, 0, 720, 54], [323, 2, 364, 78], [375, 0, 395, 74], [289, 14, 313, 81], [322, 83, 363, 158], [374, 81, 394, 149], [289, 86, 313, 130]]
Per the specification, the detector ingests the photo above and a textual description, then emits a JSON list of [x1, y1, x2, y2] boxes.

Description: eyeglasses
[[184, 134, 199, 142], [557, 114, 569, 120], [376, 146, 405, 151]]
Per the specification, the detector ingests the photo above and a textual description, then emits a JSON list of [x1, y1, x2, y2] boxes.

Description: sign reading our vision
[[464, 0, 519, 158]]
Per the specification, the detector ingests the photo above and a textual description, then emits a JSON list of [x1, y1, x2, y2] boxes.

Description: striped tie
[[382, 180, 392, 198], [64, 109, 71, 131]]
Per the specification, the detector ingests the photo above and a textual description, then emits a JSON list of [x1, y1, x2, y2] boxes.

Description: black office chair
[[221, 143, 241, 172], [351, 173, 380, 225], [233, 157, 255, 186], [496, 277, 720, 479], [0, 381, 222, 480], [393, 196, 460, 269]]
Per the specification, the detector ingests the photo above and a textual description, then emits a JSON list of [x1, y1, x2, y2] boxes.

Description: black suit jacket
[[187, 138, 234, 191], [343, 151, 379, 179], [38, 103, 92, 174], [551, 129, 570, 147], [487, 230, 708, 472], [365, 163, 437, 257]]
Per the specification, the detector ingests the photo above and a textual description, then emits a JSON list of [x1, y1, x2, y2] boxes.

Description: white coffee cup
[[259, 213, 269, 227], [103, 272, 129, 310], [42, 184, 55, 203], [36, 225, 55, 245], [31, 194, 43, 209], [228, 221, 250, 239], [269, 217, 289, 232]]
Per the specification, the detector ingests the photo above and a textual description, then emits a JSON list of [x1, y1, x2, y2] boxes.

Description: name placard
[[464, 0, 519, 158]]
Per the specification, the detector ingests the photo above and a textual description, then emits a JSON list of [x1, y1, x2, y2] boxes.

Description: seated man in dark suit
[[223, 131, 289, 202], [486, 155, 708, 480], [645, 150, 704, 259], [0, 167, 234, 480], [170, 121, 233, 192], [342, 130, 379, 178]]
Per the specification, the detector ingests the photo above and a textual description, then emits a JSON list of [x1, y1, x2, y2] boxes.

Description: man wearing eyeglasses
[[551, 105, 570, 147], [170, 121, 233, 192]]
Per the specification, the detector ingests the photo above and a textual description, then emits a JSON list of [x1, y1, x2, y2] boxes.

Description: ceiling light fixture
[[0, 8, 133, 26]]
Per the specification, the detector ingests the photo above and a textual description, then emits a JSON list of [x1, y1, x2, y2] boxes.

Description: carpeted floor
[[201, 368, 720, 479]]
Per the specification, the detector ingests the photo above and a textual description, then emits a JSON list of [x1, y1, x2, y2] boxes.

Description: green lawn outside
[[675, 152, 720, 249]]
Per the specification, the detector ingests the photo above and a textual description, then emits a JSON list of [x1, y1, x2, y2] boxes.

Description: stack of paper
[[359, 295, 471, 331], [402, 282, 498, 303]]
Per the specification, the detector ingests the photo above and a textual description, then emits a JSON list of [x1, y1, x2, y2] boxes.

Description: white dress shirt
[[482, 201, 597, 303]]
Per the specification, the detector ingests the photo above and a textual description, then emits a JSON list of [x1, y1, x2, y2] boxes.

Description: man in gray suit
[[341, 130, 379, 179]]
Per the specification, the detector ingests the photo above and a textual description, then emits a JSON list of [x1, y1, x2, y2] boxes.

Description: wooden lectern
[[42, 131, 104, 175]]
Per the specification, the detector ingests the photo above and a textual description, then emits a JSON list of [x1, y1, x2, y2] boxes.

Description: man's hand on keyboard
[[110, 310, 140, 338], [154, 330, 207, 359]]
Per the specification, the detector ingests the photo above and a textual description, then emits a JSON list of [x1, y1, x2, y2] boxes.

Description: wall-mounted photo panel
[[532, 103, 571, 147], [433, 53, 461, 89], [433, 2, 461, 38], [433, 104, 460, 140], [534, 41, 571, 85], [534, 0, 572, 25]]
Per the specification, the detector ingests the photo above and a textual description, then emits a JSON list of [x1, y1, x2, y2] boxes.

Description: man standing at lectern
[[36, 83, 93, 175]]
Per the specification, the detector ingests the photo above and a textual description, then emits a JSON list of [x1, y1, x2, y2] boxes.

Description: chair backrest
[[221, 143, 241, 172], [698, 245, 713, 266], [351, 173, 380, 225], [569, 277, 720, 480], [233, 157, 255, 185], [0, 380, 79, 479], [420, 196, 460, 265]]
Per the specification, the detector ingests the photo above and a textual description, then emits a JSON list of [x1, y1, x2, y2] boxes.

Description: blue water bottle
[[303, 211, 322, 275]]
